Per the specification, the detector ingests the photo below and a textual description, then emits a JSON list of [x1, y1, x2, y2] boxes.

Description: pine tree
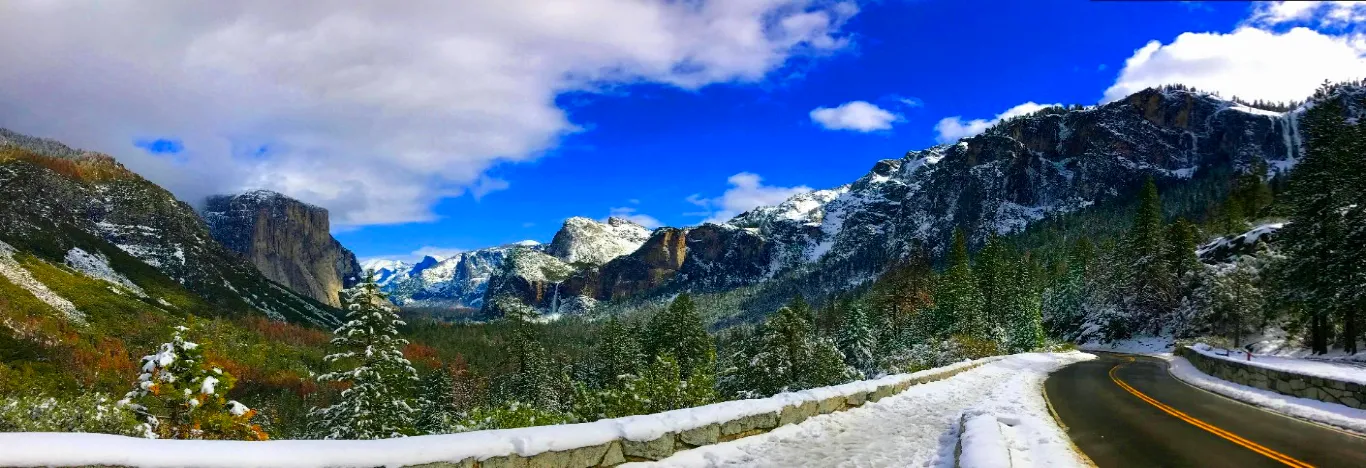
[[1003, 253, 1045, 353], [645, 293, 716, 380], [718, 305, 853, 398], [975, 235, 1012, 343], [1208, 259, 1264, 348], [592, 315, 644, 388], [312, 272, 419, 440], [416, 367, 460, 435], [1165, 218, 1201, 284], [836, 302, 877, 377], [1276, 81, 1366, 354], [498, 301, 563, 410], [118, 325, 266, 440], [1042, 238, 1091, 339], [1125, 177, 1175, 331], [930, 228, 986, 340]]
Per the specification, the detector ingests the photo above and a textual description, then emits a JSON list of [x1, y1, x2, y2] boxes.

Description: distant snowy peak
[[360, 259, 411, 286], [546, 216, 652, 266], [728, 187, 847, 228]]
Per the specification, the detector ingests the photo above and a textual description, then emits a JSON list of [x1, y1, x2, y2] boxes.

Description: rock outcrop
[[202, 190, 362, 308], [546, 216, 652, 266], [0, 129, 339, 326]]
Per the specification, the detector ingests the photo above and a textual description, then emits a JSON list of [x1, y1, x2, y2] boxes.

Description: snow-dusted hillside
[[546, 216, 652, 266]]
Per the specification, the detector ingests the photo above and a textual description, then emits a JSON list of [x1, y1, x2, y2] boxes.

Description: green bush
[[0, 393, 144, 436]]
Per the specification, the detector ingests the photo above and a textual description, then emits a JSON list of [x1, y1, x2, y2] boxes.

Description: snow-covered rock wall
[[1179, 346, 1366, 410]]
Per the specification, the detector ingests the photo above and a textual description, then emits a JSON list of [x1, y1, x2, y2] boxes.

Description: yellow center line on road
[[1108, 360, 1314, 468]]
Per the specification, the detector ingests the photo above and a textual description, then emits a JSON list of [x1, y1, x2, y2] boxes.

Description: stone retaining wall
[[408, 359, 994, 468], [1178, 347, 1366, 410]]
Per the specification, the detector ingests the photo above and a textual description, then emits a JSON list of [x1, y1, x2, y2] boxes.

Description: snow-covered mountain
[[546, 216, 652, 266], [362, 217, 654, 309], [485, 85, 1316, 319]]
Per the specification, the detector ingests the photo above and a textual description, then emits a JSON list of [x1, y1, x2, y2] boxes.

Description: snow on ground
[[0, 358, 1008, 468], [0, 240, 84, 323], [64, 247, 146, 297], [1079, 336, 1173, 355], [634, 352, 1096, 468], [1168, 356, 1366, 434], [1190, 343, 1366, 386]]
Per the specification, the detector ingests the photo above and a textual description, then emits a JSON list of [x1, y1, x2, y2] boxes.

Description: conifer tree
[[118, 325, 266, 440], [836, 302, 877, 376], [930, 228, 986, 339], [498, 297, 562, 410], [312, 272, 419, 440], [975, 235, 1012, 344], [1125, 177, 1175, 328], [1209, 259, 1264, 348], [645, 293, 716, 380], [592, 315, 644, 388], [416, 367, 460, 435], [1003, 253, 1045, 353]]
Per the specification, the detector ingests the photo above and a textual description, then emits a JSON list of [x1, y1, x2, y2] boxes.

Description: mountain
[[486, 86, 1309, 318], [0, 128, 340, 327], [546, 216, 652, 266], [362, 217, 652, 310], [201, 190, 362, 308]]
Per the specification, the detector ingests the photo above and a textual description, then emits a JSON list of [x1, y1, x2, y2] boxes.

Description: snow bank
[[1190, 343, 1366, 386], [639, 352, 1095, 468], [0, 240, 84, 323], [1169, 356, 1366, 434], [1079, 336, 1173, 355], [0, 357, 1003, 468], [958, 415, 1009, 468]]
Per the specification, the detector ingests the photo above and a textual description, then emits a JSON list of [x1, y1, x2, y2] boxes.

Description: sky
[[0, 1, 1364, 262]]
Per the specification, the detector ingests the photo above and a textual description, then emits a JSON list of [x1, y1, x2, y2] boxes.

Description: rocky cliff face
[[202, 190, 362, 308], [0, 129, 340, 327], [485, 86, 1310, 317], [362, 241, 541, 308]]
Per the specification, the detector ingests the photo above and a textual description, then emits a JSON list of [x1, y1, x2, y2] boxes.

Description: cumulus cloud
[[688, 172, 811, 224], [607, 207, 662, 229], [1102, 27, 1366, 103], [809, 101, 899, 132], [0, 0, 859, 227], [1246, 1, 1366, 28], [933, 102, 1057, 143]]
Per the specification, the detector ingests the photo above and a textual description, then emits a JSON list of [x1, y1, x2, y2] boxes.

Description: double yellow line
[[1108, 359, 1314, 468]]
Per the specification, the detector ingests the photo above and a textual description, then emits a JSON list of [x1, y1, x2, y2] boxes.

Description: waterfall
[[550, 282, 560, 316]]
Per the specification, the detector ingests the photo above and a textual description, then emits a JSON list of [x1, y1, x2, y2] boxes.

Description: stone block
[[622, 433, 676, 461], [679, 423, 720, 446], [565, 442, 613, 468], [528, 448, 572, 468], [600, 441, 626, 466], [779, 401, 818, 426], [817, 396, 845, 414], [721, 412, 776, 436], [1332, 380, 1348, 391], [846, 391, 868, 407], [1347, 382, 1360, 393], [1342, 396, 1362, 409], [407, 460, 475, 468], [480, 454, 529, 468], [1290, 379, 1307, 391], [1275, 380, 1293, 394]]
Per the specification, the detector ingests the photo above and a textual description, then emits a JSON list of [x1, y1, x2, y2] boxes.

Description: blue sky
[[337, 0, 1253, 260], [2, 1, 1361, 262]]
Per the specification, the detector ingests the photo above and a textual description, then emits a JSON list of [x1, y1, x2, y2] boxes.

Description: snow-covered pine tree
[[311, 271, 418, 440], [592, 315, 644, 388], [416, 367, 460, 435], [1124, 177, 1175, 330], [1208, 258, 1264, 348], [1042, 238, 1091, 340], [645, 293, 716, 380], [497, 298, 563, 410], [975, 235, 1011, 342], [1276, 81, 1366, 354], [836, 302, 877, 377], [1003, 253, 1044, 353], [930, 228, 986, 340], [118, 325, 265, 440]]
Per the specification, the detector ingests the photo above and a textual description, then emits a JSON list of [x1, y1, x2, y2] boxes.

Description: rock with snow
[[546, 216, 652, 266]]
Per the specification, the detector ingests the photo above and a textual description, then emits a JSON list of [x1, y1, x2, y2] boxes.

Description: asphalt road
[[1044, 352, 1366, 467]]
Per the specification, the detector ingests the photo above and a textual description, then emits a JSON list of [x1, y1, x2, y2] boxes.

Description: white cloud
[[1102, 27, 1366, 103], [1247, 1, 1366, 28], [688, 172, 811, 224], [809, 101, 899, 132], [0, 0, 859, 227], [933, 102, 1057, 143], [607, 207, 662, 229]]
